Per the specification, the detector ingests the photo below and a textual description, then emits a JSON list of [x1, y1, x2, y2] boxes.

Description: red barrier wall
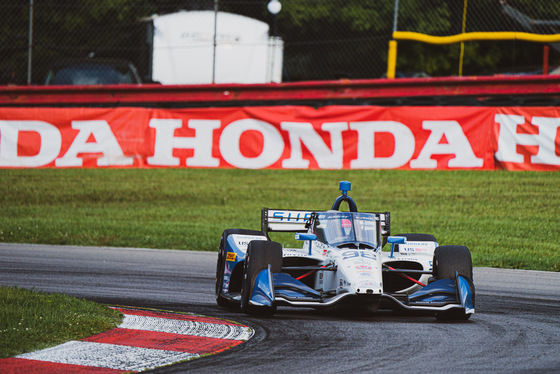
[[1, 106, 559, 170], [2, 75, 560, 106]]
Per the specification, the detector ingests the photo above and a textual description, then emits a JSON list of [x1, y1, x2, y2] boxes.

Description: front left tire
[[433, 245, 474, 321]]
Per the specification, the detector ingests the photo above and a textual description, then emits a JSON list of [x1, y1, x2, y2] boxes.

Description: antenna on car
[[331, 181, 358, 212]]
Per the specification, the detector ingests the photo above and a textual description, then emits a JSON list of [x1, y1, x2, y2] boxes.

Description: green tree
[[3, 0, 560, 84]]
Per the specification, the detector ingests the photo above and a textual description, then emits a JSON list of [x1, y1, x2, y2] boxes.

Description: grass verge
[[0, 168, 559, 271], [0, 286, 123, 359]]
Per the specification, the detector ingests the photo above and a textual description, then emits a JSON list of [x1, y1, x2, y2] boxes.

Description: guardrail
[[2, 75, 560, 107]]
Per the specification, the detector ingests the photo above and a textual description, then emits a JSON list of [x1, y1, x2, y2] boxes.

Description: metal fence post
[[27, 0, 34, 85], [387, 0, 399, 79], [212, 0, 219, 84]]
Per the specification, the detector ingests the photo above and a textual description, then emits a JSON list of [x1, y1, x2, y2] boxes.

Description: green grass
[[0, 168, 559, 271], [0, 286, 123, 359]]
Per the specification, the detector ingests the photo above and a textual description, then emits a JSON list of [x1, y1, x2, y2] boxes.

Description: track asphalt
[[1, 307, 254, 373]]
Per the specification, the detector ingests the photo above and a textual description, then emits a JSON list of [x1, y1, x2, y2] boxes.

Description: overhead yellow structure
[[386, 31, 560, 79]]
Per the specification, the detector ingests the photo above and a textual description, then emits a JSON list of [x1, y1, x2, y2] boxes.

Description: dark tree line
[[2, 0, 559, 84]]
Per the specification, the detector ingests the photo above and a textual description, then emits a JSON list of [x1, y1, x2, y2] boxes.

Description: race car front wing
[[248, 268, 475, 315]]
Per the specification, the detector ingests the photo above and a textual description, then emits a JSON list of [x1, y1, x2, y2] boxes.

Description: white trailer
[[148, 10, 283, 84]]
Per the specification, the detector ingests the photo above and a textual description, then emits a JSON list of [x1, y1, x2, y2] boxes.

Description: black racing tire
[[216, 229, 266, 309], [433, 245, 473, 280], [240, 240, 283, 316], [393, 233, 437, 252], [433, 245, 474, 321]]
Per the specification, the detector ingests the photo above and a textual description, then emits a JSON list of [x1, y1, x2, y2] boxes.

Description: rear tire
[[241, 240, 283, 316], [216, 229, 266, 309]]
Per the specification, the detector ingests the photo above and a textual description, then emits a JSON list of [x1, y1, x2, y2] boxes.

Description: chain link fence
[[2, 0, 560, 86]]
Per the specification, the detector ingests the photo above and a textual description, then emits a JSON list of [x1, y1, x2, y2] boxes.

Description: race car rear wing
[[261, 207, 391, 240]]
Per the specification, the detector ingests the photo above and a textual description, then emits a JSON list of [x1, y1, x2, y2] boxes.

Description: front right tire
[[216, 229, 266, 309], [433, 245, 473, 280], [240, 240, 283, 316]]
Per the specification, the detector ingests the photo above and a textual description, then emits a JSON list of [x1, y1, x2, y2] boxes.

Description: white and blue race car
[[215, 181, 475, 320]]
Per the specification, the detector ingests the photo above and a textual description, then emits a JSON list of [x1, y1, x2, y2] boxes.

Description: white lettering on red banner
[[0, 120, 62, 167], [495, 114, 560, 168], [148, 118, 221, 167], [350, 121, 415, 169], [0, 106, 558, 170], [410, 121, 483, 169]]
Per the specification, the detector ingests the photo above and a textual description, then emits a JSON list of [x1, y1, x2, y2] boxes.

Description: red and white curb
[[1, 307, 254, 373]]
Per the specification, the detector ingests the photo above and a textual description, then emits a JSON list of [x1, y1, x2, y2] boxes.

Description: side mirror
[[295, 233, 317, 241], [387, 236, 406, 244], [387, 236, 406, 258], [296, 233, 317, 255]]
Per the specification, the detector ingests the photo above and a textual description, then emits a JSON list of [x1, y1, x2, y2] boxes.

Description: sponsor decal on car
[[270, 210, 311, 222], [399, 241, 436, 253], [356, 265, 373, 270], [226, 252, 237, 262], [231, 235, 267, 251]]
